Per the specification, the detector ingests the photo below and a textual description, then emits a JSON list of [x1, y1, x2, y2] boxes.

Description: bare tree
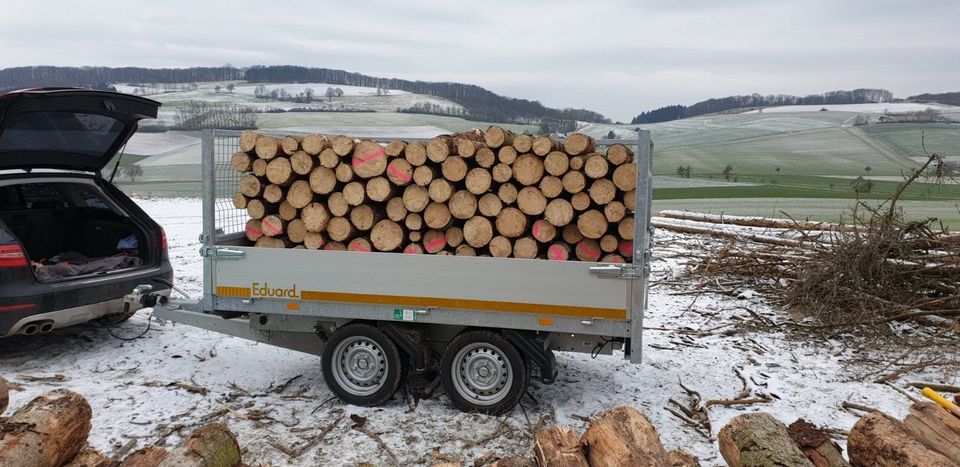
[[722, 164, 734, 181], [214, 84, 221, 93], [325, 87, 336, 102], [226, 83, 235, 93], [125, 165, 144, 182]]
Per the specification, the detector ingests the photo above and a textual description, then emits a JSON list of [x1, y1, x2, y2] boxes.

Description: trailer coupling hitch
[[127, 284, 168, 308]]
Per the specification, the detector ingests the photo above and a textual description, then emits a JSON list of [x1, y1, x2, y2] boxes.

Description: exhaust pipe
[[20, 323, 39, 336], [38, 322, 54, 334]]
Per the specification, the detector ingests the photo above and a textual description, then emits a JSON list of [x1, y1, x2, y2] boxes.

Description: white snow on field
[[746, 102, 953, 114], [124, 132, 200, 156], [0, 198, 932, 466]]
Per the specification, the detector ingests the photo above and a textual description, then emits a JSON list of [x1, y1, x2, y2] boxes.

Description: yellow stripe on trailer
[[216, 286, 252, 298]]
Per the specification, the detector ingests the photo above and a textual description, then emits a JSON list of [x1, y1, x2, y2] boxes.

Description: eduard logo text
[[251, 282, 299, 299]]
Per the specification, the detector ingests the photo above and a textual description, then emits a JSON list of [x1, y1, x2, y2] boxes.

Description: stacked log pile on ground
[[0, 376, 242, 467], [232, 127, 637, 262]]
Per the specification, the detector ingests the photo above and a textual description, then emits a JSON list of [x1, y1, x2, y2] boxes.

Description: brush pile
[[232, 127, 640, 261], [655, 154, 959, 327]]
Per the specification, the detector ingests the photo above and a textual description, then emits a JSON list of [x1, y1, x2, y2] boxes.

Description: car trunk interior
[[0, 179, 154, 282]]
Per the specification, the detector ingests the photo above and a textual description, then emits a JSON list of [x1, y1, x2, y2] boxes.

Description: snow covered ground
[[0, 198, 928, 466]]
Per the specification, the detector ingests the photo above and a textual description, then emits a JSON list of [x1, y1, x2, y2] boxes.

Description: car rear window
[[0, 112, 126, 156], [0, 182, 118, 212]]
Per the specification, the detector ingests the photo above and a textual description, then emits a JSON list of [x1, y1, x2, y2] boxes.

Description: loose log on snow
[[352, 140, 388, 178], [581, 406, 670, 467], [0, 389, 92, 467], [563, 133, 595, 156], [239, 130, 259, 153], [517, 187, 547, 216], [484, 126, 514, 148], [230, 151, 253, 172], [787, 419, 850, 467], [533, 427, 589, 467], [903, 402, 960, 463], [287, 180, 314, 208], [848, 411, 952, 467], [301, 134, 328, 155], [371, 220, 404, 251], [513, 154, 545, 186], [156, 423, 241, 467], [121, 446, 168, 467], [718, 412, 813, 467]]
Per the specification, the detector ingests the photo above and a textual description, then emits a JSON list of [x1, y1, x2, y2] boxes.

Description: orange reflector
[[286, 302, 300, 311], [538, 317, 554, 326]]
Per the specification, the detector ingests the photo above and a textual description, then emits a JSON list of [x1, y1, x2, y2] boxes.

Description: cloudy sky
[[2, 0, 957, 121]]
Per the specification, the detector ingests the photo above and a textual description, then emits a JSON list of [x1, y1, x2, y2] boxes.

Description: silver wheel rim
[[451, 342, 513, 406], [331, 336, 388, 397]]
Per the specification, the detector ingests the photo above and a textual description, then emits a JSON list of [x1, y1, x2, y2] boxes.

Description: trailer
[[135, 128, 653, 415]]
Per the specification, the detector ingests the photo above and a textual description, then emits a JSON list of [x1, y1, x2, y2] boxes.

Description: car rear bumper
[[1, 289, 170, 337]]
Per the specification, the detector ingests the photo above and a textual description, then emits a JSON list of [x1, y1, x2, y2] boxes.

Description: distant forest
[[632, 89, 895, 124], [909, 91, 960, 106], [0, 65, 610, 127]]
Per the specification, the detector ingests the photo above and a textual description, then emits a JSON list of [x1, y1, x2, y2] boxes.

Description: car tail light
[[0, 243, 28, 268], [160, 228, 168, 250]]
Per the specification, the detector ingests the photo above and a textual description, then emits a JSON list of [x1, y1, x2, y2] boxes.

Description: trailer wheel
[[322, 324, 405, 406], [440, 330, 528, 415]]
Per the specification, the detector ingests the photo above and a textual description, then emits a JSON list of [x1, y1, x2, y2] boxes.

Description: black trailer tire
[[322, 323, 405, 406], [440, 330, 528, 415]]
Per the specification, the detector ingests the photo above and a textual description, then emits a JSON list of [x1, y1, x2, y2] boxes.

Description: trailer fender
[[503, 329, 556, 384]]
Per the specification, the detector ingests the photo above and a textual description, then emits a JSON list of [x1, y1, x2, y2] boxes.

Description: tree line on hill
[[909, 91, 960, 106], [632, 88, 895, 124], [0, 65, 609, 127]]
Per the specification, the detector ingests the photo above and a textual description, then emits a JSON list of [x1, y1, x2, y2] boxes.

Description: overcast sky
[[2, 0, 958, 121]]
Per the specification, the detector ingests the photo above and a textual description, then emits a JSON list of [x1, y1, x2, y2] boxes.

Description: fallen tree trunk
[[658, 210, 844, 232], [903, 402, 960, 463], [63, 447, 111, 467], [0, 389, 92, 467], [533, 427, 588, 467], [718, 412, 812, 467], [847, 411, 952, 467], [652, 218, 805, 248], [581, 405, 670, 467], [787, 419, 849, 467], [0, 377, 7, 414], [121, 446, 168, 467], [156, 423, 241, 467]]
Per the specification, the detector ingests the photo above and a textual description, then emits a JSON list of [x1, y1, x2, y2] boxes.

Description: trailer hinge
[[199, 246, 245, 260], [589, 264, 642, 279]]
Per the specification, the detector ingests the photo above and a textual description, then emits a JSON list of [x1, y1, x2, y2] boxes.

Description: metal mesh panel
[[212, 133, 246, 240]]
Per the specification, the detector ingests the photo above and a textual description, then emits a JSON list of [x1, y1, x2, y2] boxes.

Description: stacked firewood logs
[[232, 127, 638, 262]]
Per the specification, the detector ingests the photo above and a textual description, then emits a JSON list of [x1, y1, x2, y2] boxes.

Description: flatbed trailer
[[138, 128, 653, 415]]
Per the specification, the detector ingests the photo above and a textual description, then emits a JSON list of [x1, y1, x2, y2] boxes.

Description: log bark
[[464, 216, 493, 247], [517, 187, 547, 216], [404, 142, 427, 166], [371, 220, 404, 251], [581, 405, 669, 467], [718, 412, 813, 467], [483, 126, 514, 148], [489, 236, 513, 258], [903, 402, 960, 463], [63, 447, 110, 467], [448, 190, 478, 220], [667, 449, 700, 467], [513, 154, 545, 186], [156, 423, 241, 467], [788, 419, 850, 467], [513, 134, 533, 153], [545, 199, 575, 227], [428, 178, 454, 203], [239, 130, 259, 153], [532, 136, 559, 156], [848, 411, 952, 467], [287, 180, 315, 209], [496, 207, 528, 238], [301, 134, 328, 155], [120, 446, 167, 467], [533, 427, 588, 467], [308, 166, 337, 195], [352, 141, 388, 178], [0, 389, 92, 467], [465, 168, 493, 195], [563, 133, 595, 156]]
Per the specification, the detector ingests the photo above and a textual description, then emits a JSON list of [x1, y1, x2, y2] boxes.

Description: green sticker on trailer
[[393, 308, 415, 321]]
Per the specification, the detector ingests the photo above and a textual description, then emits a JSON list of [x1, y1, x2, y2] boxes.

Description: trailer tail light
[[160, 228, 168, 250], [0, 243, 28, 268]]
